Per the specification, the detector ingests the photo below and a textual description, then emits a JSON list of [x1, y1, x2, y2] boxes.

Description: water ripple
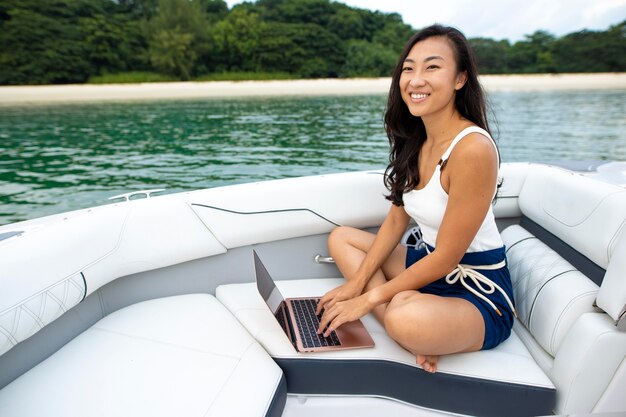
[[1, 92, 624, 225]]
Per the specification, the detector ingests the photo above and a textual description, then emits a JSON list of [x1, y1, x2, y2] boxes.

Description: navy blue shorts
[[405, 245, 515, 350]]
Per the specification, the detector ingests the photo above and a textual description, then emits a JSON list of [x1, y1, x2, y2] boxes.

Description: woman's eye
[[402, 67, 413, 72], [427, 65, 439, 70]]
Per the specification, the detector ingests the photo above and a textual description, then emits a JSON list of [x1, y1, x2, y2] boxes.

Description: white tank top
[[402, 126, 503, 253]]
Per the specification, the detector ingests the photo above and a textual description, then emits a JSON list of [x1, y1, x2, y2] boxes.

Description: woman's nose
[[409, 75, 426, 87]]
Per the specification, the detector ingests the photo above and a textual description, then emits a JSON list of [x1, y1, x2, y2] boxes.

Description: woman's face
[[399, 36, 467, 119]]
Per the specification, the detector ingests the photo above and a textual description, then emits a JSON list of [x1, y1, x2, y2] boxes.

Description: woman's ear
[[455, 71, 468, 90]]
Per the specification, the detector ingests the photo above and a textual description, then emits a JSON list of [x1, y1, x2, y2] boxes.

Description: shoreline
[[1, 73, 625, 105]]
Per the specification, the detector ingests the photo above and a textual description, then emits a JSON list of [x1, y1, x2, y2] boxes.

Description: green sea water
[[1, 91, 625, 226]]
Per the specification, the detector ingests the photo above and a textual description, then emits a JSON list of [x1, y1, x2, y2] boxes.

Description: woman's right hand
[[315, 279, 366, 316]]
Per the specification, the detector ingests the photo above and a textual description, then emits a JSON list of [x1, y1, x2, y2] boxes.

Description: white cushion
[[518, 164, 626, 269], [596, 228, 626, 323], [189, 171, 390, 249], [0, 197, 226, 357], [593, 356, 626, 412], [492, 162, 531, 218], [0, 294, 284, 417], [216, 278, 554, 388], [550, 313, 626, 414], [0, 272, 85, 357], [502, 225, 599, 356]]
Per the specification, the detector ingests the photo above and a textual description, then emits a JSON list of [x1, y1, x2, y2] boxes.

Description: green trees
[[0, 1, 96, 84], [83, 13, 146, 76], [342, 40, 397, 77], [211, 8, 262, 71], [144, 0, 210, 79], [471, 23, 626, 74], [551, 21, 626, 73], [0, 0, 624, 85], [471, 38, 510, 74]]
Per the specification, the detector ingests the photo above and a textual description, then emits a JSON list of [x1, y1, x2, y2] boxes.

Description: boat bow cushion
[[501, 225, 599, 356], [0, 294, 286, 417], [596, 229, 626, 326], [216, 278, 556, 417], [0, 198, 227, 357], [500, 163, 626, 414], [517, 164, 626, 270]]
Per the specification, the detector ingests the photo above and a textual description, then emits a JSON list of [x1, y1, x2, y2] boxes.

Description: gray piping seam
[[191, 203, 340, 227], [528, 269, 578, 329], [80, 272, 87, 302], [505, 236, 538, 255]]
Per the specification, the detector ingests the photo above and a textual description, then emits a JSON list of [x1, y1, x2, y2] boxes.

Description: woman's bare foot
[[416, 354, 439, 373]]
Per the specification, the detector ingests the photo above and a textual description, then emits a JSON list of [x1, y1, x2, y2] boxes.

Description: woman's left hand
[[317, 293, 374, 337]]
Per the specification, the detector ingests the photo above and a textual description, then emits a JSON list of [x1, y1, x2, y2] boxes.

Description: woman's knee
[[328, 226, 356, 255], [388, 290, 417, 309], [384, 291, 422, 339]]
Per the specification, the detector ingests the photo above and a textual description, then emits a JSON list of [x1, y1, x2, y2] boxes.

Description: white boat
[[0, 161, 624, 417]]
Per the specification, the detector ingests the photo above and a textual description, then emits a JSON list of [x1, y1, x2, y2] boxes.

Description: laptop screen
[[253, 251, 285, 315]]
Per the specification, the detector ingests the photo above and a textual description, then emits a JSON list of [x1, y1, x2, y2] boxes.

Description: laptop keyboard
[[291, 298, 341, 348]]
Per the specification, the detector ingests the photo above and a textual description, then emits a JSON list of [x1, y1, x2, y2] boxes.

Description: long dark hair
[[384, 24, 492, 206]]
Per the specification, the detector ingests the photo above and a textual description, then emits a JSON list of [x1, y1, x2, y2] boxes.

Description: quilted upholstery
[[0, 273, 85, 356], [503, 226, 577, 324], [502, 226, 599, 356]]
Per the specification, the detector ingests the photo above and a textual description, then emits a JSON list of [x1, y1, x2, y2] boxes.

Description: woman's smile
[[409, 92, 430, 103]]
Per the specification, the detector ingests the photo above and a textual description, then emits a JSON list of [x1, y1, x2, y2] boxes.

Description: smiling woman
[[316, 24, 515, 374], [385, 28, 491, 203], [399, 43, 467, 118], [399, 39, 470, 127]]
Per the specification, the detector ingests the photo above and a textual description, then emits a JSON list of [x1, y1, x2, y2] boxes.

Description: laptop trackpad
[[336, 320, 375, 348]]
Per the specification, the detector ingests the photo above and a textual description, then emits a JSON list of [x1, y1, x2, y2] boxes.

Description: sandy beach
[[0, 73, 624, 105]]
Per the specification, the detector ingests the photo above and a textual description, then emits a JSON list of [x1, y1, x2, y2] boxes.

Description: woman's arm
[[368, 133, 498, 304], [351, 203, 411, 288], [316, 203, 411, 314], [319, 133, 498, 335]]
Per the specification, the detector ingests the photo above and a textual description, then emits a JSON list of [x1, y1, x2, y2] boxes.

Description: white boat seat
[[216, 278, 556, 417], [0, 294, 286, 417], [498, 164, 626, 415]]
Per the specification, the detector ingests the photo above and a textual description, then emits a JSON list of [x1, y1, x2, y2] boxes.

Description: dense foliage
[[1, 0, 624, 85]]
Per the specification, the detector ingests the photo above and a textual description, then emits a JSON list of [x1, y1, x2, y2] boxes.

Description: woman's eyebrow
[[403, 56, 445, 63]]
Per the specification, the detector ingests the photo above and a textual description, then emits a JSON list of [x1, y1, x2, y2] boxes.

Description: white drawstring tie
[[445, 260, 517, 318]]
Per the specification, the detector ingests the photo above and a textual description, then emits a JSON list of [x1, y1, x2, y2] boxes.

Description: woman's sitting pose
[[316, 24, 516, 373]]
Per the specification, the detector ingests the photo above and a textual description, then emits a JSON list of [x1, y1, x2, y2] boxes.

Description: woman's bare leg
[[327, 226, 407, 322], [327, 226, 484, 373], [383, 290, 485, 373]]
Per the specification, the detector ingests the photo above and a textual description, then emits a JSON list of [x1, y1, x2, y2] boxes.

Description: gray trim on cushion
[[275, 358, 556, 417], [191, 203, 340, 227], [0, 231, 22, 242], [520, 216, 605, 286], [265, 373, 287, 417]]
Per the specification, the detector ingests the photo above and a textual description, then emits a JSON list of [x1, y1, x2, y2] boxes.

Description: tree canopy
[[0, 0, 623, 85]]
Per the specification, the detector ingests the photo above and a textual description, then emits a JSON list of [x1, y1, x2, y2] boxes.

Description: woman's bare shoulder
[[451, 131, 498, 167]]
